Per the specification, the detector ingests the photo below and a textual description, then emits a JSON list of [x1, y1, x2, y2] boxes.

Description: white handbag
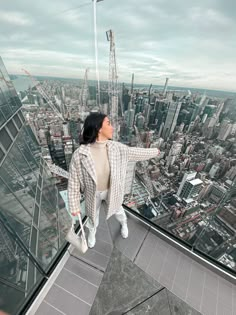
[[65, 213, 88, 254]]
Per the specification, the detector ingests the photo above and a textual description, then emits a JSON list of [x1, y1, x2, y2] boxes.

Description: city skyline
[[1, 0, 236, 92]]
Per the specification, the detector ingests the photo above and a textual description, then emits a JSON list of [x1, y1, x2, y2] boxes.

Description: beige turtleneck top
[[90, 140, 110, 191]]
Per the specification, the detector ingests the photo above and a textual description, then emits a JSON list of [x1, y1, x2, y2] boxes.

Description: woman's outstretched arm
[[128, 146, 160, 162]]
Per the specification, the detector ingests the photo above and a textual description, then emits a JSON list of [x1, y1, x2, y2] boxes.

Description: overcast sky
[[0, 0, 236, 91]]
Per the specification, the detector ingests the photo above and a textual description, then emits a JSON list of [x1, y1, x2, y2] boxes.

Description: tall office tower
[[69, 119, 81, 144], [162, 101, 182, 140], [198, 94, 208, 115], [158, 122, 164, 138], [166, 142, 182, 167], [135, 113, 145, 131], [144, 104, 151, 125], [163, 78, 169, 96], [202, 113, 208, 124], [177, 172, 196, 196], [128, 109, 135, 128], [217, 119, 232, 141], [231, 123, 236, 136], [0, 58, 71, 314], [216, 102, 224, 120], [190, 103, 200, 123], [208, 102, 224, 128], [179, 178, 203, 200], [62, 121, 70, 137]]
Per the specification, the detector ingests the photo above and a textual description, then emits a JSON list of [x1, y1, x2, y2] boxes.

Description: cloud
[[0, 10, 32, 26], [0, 0, 236, 91]]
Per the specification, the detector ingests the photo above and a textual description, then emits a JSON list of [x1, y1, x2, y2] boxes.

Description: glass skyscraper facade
[[0, 58, 71, 315]]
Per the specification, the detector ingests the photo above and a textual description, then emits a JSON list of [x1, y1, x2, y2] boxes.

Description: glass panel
[[0, 157, 35, 215], [0, 147, 4, 164], [30, 226, 38, 256], [36, 188, 41, 204], [123, 94, 236, 274], [13, 114, 22, 129], [0, 70, 13, 113], [0, 108, 6, 127], [193, 184, 236, 270], [0, 218, 44, 315], [0, 104, 12, 121], [0, 127, 12, 150], [33, 204, 40, 226], [15, 128, 39, 172], [0, 57, 74, 313], [40, 163, 43, 175], [0, 176, 32, 247], [23, 126, 41, 164], [0, 166, 60, 270], [37, 226, 59, 269], [6, 120, 18, 138], [8, 143, 37, 193], [18, 110, 25, 123], [57, 190, 73, 246], [38, 175, 42, 188], [0, 86, 6, 105], [0, 60, 21, 115]]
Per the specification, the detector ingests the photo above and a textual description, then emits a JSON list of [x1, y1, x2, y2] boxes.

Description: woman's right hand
[[71, 210, 81, 216]]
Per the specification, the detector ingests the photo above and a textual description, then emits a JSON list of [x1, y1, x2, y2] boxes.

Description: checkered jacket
[[68, 140, 159, 224]]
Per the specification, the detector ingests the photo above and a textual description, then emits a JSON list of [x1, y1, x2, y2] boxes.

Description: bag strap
[[77, 212, 86, 241]]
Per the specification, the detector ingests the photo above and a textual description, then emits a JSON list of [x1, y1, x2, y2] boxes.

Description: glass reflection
[[0, 220, 44, 315], [0, 177, 32, 246], [0, 157, 35, 215], [15, 129, 39, 172], [8, 144, 37, 193]]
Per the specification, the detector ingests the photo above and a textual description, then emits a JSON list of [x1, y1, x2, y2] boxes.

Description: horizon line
[[10, 73, 236, 95]]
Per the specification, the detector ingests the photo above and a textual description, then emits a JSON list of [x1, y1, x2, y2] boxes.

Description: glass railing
[[123, 160, 236, 275], [0, 59, 74, 314]]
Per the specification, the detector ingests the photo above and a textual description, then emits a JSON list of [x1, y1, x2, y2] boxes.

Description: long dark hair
[[80, 112, 107, 145]]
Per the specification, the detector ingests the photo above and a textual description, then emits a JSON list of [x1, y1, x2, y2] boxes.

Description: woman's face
[[98, 117, 113, 140]]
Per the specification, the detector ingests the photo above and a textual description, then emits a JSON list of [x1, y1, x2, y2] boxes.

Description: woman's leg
[[115, 206, 129, 238], [86, 191, 103, 248]]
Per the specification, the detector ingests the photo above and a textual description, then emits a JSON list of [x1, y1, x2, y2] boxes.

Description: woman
[[68, 113, 160, 248]]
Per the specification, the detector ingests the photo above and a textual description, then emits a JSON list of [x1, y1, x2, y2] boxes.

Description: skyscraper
[[217, 119, 232, 141], [179, 178, 203, 200], [162, 101, 182, 140], [177, 172, 196, 196], [163, 78, 169, 96], [0, 57, 71, 315]]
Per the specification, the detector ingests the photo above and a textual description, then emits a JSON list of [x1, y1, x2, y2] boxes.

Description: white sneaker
[[88, 229, 96, 248], [121, 222, 128, 239]]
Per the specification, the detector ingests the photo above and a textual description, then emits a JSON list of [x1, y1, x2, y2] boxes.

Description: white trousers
[[86, 190, 127, 232]]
